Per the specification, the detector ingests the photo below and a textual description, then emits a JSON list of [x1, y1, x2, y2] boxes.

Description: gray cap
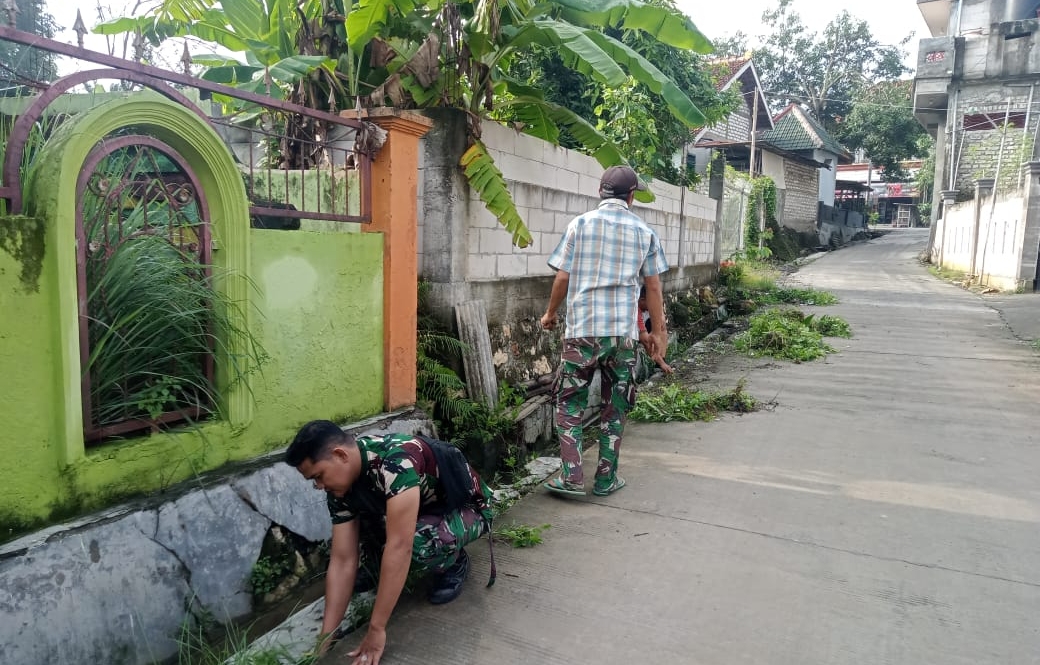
[[599, 165, 647, 198]]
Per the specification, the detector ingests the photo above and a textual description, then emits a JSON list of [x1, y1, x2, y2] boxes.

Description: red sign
[[926, 51, 946, 63]]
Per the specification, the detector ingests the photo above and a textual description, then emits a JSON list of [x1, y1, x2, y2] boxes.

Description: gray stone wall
[[0, 410, 433, 665], [780, 161, 820, 233]]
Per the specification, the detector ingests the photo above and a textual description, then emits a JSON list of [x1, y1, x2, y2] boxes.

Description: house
[[913, 0, 1040, 289], [686, 54, 775, 174], [836, 158, 926, 224]]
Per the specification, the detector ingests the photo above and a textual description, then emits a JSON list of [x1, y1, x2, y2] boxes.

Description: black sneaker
[[427, 549, 470, 605]]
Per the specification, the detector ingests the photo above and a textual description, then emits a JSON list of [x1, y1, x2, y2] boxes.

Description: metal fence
[[719, 175, 752, 260], [0, 25, 372, 224]]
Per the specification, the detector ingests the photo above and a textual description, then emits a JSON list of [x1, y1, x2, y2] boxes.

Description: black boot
[[427, 549, 470, 605]]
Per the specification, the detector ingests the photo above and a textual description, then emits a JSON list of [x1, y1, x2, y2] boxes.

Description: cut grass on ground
[[734, 308, 851, 362], [629, 381, 756, 423]]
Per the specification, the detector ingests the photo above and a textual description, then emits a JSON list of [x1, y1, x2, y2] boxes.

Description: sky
[[44, 0, 931, 73]]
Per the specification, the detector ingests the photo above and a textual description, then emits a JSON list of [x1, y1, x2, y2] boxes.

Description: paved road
[[334, 229, 1040, 664]]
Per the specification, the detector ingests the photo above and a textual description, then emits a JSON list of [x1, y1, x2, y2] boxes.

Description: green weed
[[810, 314, 852, 338], [734, 308, 836, 362], [494, 522, 551, 548], [629, 381, 756, 423], [248, 555, 293, 597], [758, 287, 839, 306], [176, 617, 316, 665]]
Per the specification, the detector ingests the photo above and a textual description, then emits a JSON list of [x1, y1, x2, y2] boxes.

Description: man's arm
[[541, 270, 570, 330], [319, 520, 360, 653], [643, 275, 667, 362], [348, 486, 421, 665]]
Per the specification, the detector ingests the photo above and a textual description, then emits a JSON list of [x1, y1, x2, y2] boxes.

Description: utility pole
[[748, 90, 760, 177]]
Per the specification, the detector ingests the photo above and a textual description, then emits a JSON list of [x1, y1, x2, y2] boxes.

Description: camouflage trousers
[[555, 336, 637, 492], [358, 506, 489, 577]]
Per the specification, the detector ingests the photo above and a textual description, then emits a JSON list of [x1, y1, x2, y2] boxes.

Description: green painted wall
[[0, 94, 385, 538]]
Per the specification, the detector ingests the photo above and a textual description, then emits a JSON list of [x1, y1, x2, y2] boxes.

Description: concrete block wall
[[937, 195, 1028, 289], [417, 113, 722, 383], [780, 160, 820, 233], [471, 121, 717, 280]]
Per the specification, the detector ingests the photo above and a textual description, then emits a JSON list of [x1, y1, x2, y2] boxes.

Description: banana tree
[[96, 0, 344, 167], [98, 0, 716, 246], [358, 0, 714, 246]]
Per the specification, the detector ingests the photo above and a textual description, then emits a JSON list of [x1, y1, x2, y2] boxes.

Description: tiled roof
[[761, 104, 851, 160], [708, 55, 751, 92]]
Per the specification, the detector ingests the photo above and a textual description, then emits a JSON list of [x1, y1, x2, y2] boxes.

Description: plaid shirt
[[547, 199, 669, 340]]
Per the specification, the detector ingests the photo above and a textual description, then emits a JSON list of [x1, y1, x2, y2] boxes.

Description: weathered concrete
[[329, 228, 1040, 664], [0, 409, 434, 665]]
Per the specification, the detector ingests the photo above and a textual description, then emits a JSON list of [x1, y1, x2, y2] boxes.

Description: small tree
[[754, 0, 910, 130], [835, 80, 930, 182], [0, 0, 58, 92]]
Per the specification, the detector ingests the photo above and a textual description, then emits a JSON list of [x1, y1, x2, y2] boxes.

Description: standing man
[[285, 420, 494, 664], [540, 165, 669, 497]]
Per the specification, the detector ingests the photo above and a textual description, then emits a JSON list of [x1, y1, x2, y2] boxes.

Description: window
[[77, 138, 217, 442], [963, 112, 1027, 131]]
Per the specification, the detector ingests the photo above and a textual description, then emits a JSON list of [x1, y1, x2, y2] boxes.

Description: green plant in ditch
[[248, 554, 293, 597], [494, 522, 551, 548], [176, 615, 316, 665], [629, 381, 756, 422]]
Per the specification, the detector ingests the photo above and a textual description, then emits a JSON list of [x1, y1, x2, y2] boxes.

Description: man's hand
[[540, 311, 557, 330], [348, 625, 386, 665], [639, 331, 655, 355], [651, 331, 668, 367]]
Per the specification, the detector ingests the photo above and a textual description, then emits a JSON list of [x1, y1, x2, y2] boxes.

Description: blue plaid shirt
[[547, 199, 669, 340]]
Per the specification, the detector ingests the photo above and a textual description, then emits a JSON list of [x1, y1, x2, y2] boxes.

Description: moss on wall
[[0, 95, 386, 536], [0, 214, 45, 292]]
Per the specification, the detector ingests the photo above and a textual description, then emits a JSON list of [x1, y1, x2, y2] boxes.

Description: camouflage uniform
[[547, 195, 669, 493], [327, 434, 492, 573], [556, 337, 637, 492]]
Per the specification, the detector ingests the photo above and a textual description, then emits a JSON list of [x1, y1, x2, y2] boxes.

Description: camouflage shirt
[[327, 434, 491, 525]]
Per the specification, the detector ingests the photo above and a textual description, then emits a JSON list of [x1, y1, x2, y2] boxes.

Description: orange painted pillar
[[353, 108, 433, 411]]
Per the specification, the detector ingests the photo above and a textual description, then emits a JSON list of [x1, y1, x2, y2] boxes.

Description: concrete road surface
[[333, 229, 1040, 665]]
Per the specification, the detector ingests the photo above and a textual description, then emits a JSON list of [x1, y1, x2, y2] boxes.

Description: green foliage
[[248, 555, 294, 597], [734, 307, 849, 362], [758, 287, 839, 306], [416, 281, 477, 425], [716, 261, 745, 289], [810, 314, 852, 338], [629, 380, 756, 422], [595, 79, 660, 176], [448, 382, 524, 449], [176, 615, 317, 665], [81, 148, 267, 433], [494, 521, 551, 548], [415, 282, 522, 465], [460, 141, 534, 248], [835, 81, 929, 182], [745, 176, 778, 254], [753, 0, 910, 129], [0, 0, 58, 91]]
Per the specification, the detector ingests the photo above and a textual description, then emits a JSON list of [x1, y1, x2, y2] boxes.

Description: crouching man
[[286, 420, 494, 664]]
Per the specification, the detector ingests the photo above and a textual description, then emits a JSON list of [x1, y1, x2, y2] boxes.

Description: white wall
[[937, 194, 1028, 290], [815, 149, 838, 205]]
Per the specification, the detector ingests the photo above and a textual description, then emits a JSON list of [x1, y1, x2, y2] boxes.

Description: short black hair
[[285, 420, 348, 467]]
